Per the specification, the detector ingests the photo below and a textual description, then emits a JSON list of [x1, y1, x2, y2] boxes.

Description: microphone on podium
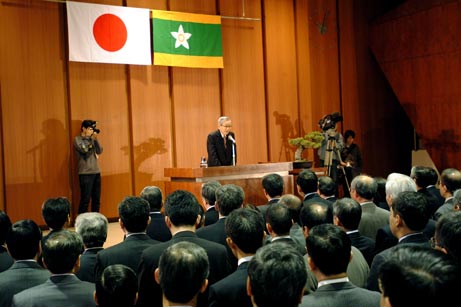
[[228, 135, 236, 144]]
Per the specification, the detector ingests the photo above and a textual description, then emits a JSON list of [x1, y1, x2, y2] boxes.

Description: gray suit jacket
[[358, 202, 390, 240], [12, 274, 95, 307], [300, 281, 380, 307], [0, 261, 50, 307]]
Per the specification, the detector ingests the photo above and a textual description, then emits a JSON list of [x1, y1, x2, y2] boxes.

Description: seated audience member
[[296, 169, 331, 207], [410, 166, 443, 217], [434, 168, 461, 220], [95, 264, 138, 307], [378, 245, 461, 307], [258, 173, 284, 219], [247, 243, 307, 307], [209, 208, 265, 307], [367, 191, 431, 291], [74, 212, 108, 282], [318, 175, 337, 204], [432, 211, 461, 264], [453, 189, 461, 211], [350, 175, 389, 240], [140, 185, 171, 242], [201, 180, 222, 226], [12, 230, 95, 307], [425, 166, 445, 206], [0, 210, 13, 272], [95, 196, 159, 279], [373, 177, 388, 210], [278, 194, 305, 252], [333, 198, 376, 266], [41, 197, 71, 236], [196, 204, 206, 229], [155, 241, 209, 307], [300, 224, 380, 307], [265, 202, 306, 255], [0, 220, 50, 307], [137, 190, 231, 307]]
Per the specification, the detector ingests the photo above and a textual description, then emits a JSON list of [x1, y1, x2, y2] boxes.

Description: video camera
[[91, 122, 101, 134], [318, 112, 343, 132]]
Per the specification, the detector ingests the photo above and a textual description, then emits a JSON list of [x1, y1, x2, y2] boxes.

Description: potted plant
[[288, 131, 325, 161]]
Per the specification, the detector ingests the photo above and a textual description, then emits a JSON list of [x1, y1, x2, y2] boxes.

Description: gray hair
[[385, 173, 417, 202], [75, 212, 108, 248], [218, 116, 231, 126]]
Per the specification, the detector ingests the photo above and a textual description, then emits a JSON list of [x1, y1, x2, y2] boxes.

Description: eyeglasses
[[430, 236, 442, 249], [221, 125, 232, 128]]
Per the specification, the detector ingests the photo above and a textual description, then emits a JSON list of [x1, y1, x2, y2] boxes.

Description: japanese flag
[[67, 1, 151, 65]]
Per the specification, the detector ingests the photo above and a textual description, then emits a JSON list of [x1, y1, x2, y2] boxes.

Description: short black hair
[[41, 197, 71, 230], [344, 130, 355, 140], [164, 190, 200, 227], [390, 191, 430, 231], [225, 208, 265, 254], [118, 196, 151, 233], [296, 169, 318, 194], [215, 184, 244, 216], [318, 176, 336, 196], [332, 198, 362, 230], [0, 210, 12, 245], [201, 181, 222, 206], [41, 230, 83, 274], [96, 264, 138, 307], [140, 186, 163, 212], [6, 219, 42, 260], [262, 173, 284, 198], [266, 203, 292, 235], [299, 203, 332, 229]]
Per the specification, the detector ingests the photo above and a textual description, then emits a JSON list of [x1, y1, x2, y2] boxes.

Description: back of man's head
[[299, 203, 332, 230], [262, 173, 284, 198], [350, 175, 377, 201], [385, 173, 417, 202], [216, 184, 244, 216], [41, 229, 83, 274], [118, 196, 150, 233], [41, 197, 71, 230], [95, 264, 138, 307], [296, 169, 318, 194], [157, 241, 209, 304], [225, 207, 265, 254], [201, 180, 222, 206], [318, 176, 336, 196], [378, 244, 461, 307], [306, 224, 351, 275], [75, 212, 108, 248], [266, 203, 292, 236], [279, 194, 302, 225], [140, 186, 163, 212], [164, 190, 200, 227], [332, 198, 362, 231], [247, 244, 307, 307], [6, 219, 42, 260], [440, 168, 461, 194], [391, 191, 430, 232], [435, 211, 461, 264], [410, 166, 434, 189]]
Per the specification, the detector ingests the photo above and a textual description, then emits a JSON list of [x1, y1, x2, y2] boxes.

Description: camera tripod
[[324, 131, 350, 191]]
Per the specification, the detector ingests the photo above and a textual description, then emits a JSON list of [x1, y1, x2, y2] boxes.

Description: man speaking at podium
[[207, 116, 237, 167]]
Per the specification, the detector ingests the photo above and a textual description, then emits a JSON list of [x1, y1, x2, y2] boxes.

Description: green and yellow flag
[[152, 10, 223, 68]]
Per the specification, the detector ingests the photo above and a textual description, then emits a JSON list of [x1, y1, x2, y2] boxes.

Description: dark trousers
[[79, 173, 101, 213]]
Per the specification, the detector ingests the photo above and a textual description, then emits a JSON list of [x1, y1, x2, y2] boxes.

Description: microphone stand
[[232, 143, 236, 166]]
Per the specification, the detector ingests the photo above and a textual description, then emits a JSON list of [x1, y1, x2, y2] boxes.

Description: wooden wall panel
[[220, 0, 268, 165]]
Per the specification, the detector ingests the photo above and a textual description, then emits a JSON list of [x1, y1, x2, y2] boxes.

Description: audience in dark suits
[[333, 198, 376, 267], [196, 184, 244, 270], [300, 224, 380, 307], [257, 173, 284, 220], [0, 210, 13, 272], [95, 196, 159, 279], [74, 212, 108, 282], [434, 168, 461, 220], [278, 193, 305, 252], [141, 185, 171, 242], [156, 241, 209, 307], [247, 243, 307, 307], [373, 176, 389, 210], [318, 175, 337, 204], [137, 190, 231, 307], [410, 165, 443, 218], [433, 210, 461, 264], [378, 245, 461, 307], [95, 264, 138, 307], [350, 175, 389, 240], [208, 208, 265, 307], [12, 230, 95, 307], [425, 166, 445, 207], [0, 219, 50, 307], [366, 191, 431, 291], [41, 197, 71, 236], [201, 180, 222, 226], [296, 169, 331, 207]]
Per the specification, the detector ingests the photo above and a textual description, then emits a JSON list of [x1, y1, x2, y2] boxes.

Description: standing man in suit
[[208, 208, 265, 307], [296, 169, 331, 208], [300, 224, 380, 307], [137, 190, 231, 307], [74, 212, 108, 283], [0, 220, 50, 307], [140, 185, 171, 242], [207, 116, 236, 167], [258, 173, 284, 220], [434, 168, 461, 220], [95, 196, 159, 279], [201, 180, 222, 226], [12, 230, 95, 307]]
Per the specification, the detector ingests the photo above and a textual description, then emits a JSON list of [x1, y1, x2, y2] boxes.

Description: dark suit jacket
[[0, 261, 51, 307], [300, 282, 380, 307], [204, 206, 219, 226], [137, 231, 231, 307], [348, 231, 376, 267], [269, 237, 306, 255], [426, 185, 445, 207], [303, 193, 331, 207], [95, 233, 159, 279], [419, 188, 443, 218], [258, 198, 280, 222], [434, 198, 454, 220], [12, 274, 95, 307], [208, 261, 252, 307], [366, 232, 430, 291], [196, 218, 238, 270], [75, 247, 103, 283], [207, 130, 236, 167], [0, 246, 13, 272], [146, 212, 172, 242]]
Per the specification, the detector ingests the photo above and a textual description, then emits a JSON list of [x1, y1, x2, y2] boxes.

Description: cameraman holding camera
[[74, 119, 103, 214]]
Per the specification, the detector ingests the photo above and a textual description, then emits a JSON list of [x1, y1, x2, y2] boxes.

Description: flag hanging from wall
[[67, 1, 151, 65], [152, 10, 223, 68]]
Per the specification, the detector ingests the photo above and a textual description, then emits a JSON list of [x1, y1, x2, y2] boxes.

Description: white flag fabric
[[67, 1, 151, 65]]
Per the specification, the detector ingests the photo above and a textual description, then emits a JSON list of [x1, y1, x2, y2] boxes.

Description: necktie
[[224, 137, 227, 149]]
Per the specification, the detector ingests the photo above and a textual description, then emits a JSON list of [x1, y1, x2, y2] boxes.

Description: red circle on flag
[[93, 14, 127, 52]]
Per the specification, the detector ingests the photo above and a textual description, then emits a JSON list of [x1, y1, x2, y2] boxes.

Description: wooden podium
[[164, 162, 294, 206]]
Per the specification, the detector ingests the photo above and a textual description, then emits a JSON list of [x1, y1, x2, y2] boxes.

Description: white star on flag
[[171, 25, 192, 49]]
